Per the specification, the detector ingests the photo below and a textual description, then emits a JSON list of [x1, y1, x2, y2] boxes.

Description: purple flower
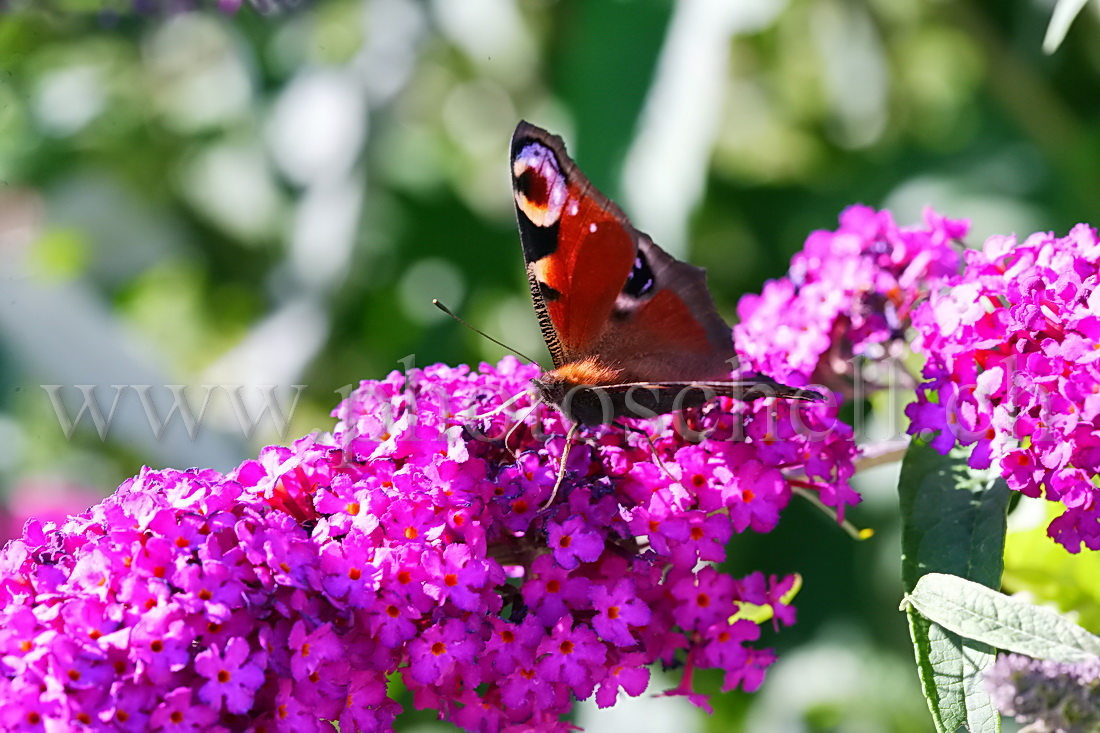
[[536, 623, 607, 699], [698, 619, 759, 674], [721, 647, 776, 694], [338, 672, 400, 732], [483, 616, 542, 675], [621, 492, 690, 556], [318, 534, 382, 607], [736, 205, 966, 387], [423, 543, 501, 612], [907, 224, 1100, 551], [594, 653, 650, 708], [194, 638, 266, 715], [365, 589, 420, 649], [547, 516, 604, 570], [287, 621, 341, 680], [407, 619, 479, 686], [147, 687, 218, 732], [669, 511, 733, 567], [522, 554, 592, 627], [986, 653, 1100, 731], [130, 607, 195, 686], [498, 662, 558, 714], [590, 580, 651, 647], [0, 212, 867, 730], [670, 566, 736, 632], [104, 682, 155, 731]]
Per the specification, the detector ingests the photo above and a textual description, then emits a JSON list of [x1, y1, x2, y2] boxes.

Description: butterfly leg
[[543, 422, 579, 509], [503, 402, 539, 458], [611, 421, 675, 482]]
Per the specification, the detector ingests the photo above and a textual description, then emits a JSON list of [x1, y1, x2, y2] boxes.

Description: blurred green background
[[2, 0, 1099, 729]]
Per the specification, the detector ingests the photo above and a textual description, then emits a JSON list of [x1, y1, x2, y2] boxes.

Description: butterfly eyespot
[[513, 142, 567, 228], [622, 251, 656, 299], [518, 169, 549, 206]]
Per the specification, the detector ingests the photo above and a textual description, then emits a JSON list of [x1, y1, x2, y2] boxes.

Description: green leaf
[[898, 441, 1012, 733], [899, 442, 1010, 590], [906, 572, 1100, 662], [907, 610, 999, 733]]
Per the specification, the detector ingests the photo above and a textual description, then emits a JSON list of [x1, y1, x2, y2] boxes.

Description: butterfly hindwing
[[604, 232, 737, 377], [510, 121, 737, 382]]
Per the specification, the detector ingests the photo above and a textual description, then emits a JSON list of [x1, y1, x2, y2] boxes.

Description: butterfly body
[[509, 121, 819, 429], [533, 373, 804, 427]]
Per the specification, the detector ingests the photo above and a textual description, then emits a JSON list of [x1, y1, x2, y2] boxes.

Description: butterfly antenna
[[433, 300, 539, 365], [543, 423, 579, 509]]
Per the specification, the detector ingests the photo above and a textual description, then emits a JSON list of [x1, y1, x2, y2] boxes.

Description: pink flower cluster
[[0, 356, 858, 732], [906, 224, 1100, 552], [735, 205, 967, 386]]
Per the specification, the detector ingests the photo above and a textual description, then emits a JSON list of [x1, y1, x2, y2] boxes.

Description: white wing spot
[[568, 201, 579, 217], [589, 223, 597, 233]]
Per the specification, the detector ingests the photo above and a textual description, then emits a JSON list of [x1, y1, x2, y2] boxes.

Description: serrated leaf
[[899, 441, 1010, 733], [906, 573, 1100, 663]]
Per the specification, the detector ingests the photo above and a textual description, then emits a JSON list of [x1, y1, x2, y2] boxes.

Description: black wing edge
[[606, 378, 825, 403]]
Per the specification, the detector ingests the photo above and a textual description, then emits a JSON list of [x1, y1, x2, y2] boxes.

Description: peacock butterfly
[[509, 120, 821, 431]]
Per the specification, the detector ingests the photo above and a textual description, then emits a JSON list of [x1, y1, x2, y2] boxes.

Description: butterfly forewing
[[510, 121, 737, 382], [511, 122, 636, 368]]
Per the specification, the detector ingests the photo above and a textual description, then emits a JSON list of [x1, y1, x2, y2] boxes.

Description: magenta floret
[[906, 224, 1100, 551], [735, 205, 967, 386], [0, 351, 857, 731]]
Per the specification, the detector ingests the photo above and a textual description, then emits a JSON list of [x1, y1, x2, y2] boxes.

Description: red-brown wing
[[510, 121, 735, 380]]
